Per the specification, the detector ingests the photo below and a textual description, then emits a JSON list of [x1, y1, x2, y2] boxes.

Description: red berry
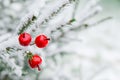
[[35, 34, 50, 48], [18, 32, 32, 46], [28, 54, 42, 71]]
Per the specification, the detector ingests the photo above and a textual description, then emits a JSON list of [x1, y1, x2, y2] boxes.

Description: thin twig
[[90, 16, 112, 26], [72, 0, 80, 18]]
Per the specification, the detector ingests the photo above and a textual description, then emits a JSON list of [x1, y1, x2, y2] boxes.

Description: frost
[[0, 0, 119, 80]]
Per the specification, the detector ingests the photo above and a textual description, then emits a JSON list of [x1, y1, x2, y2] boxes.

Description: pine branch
[[26, 0, 75, 33], [0, 0, 110, 79], [17, 15, 37, 34], [49, 6, 102, 41]]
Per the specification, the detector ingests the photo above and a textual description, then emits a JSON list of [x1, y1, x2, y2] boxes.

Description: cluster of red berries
[[18, 32, 50, 48], [18, 32, 50, 71]]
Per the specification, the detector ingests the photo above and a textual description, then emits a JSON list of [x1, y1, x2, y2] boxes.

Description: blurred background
[[0, 0, 120, 80]]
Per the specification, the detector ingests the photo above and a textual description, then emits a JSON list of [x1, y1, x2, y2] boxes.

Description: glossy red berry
[[35, 34, 50, 48], [28, 54, 42, 71], [18, 32, 32, 46]]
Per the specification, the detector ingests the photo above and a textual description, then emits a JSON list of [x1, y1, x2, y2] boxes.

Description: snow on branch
[[0, 0, 110, 79], [17, 13, 37, 35], [26, 0, 75, 33]]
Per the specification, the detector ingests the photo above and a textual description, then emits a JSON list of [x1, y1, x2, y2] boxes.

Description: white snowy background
[[0, 0, 120, 80]]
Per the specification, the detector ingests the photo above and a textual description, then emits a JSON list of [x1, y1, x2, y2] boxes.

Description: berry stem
[[26, 51, 33, 59], [45, 38, 50, 40], [30, 42, 35, 45], [37, 65, 41, 71], [23, 33, 25, 38]]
